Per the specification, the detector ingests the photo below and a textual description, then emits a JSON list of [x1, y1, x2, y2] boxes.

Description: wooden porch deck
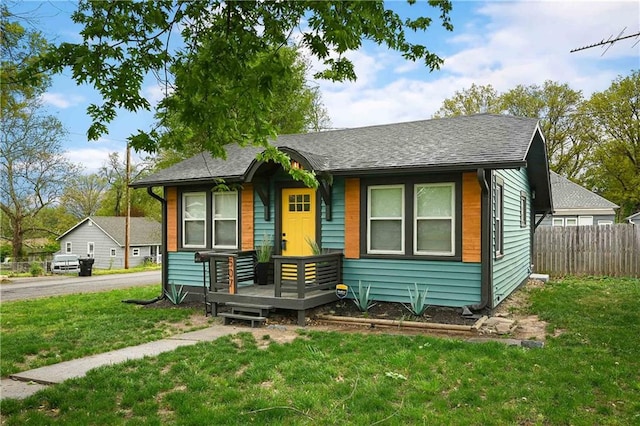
[[195, 250, 342, 326]]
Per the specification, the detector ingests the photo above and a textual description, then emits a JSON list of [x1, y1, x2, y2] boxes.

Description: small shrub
[[405, 283, 429, 316], [165, 282, 187, 305], [350, 281, 376, 313], [29, 262, 44, 277]]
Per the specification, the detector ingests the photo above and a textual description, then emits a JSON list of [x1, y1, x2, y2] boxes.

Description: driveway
[[0, 271, 161, 302]]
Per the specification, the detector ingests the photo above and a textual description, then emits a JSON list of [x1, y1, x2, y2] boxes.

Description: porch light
[[291, 160, 302, 170]]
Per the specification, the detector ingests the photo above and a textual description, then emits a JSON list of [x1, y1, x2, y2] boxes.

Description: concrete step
[[225, 302, 273, 317], [218, 312, 267, 328]]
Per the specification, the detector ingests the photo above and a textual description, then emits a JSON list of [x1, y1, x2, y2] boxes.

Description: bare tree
[[61, 173, 107, 219], [0, 98, 78, 260]]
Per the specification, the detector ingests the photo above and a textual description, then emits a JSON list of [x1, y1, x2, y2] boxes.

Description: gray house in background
[[57, 217, 162, 269], [626, 211, 640, 225], [538, 171, 618, 227]]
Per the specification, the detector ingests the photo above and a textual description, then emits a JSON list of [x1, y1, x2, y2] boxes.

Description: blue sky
[[12, 1, 640, 173]]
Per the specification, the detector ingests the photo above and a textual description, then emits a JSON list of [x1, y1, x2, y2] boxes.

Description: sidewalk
[[1, 324, 290, 401]]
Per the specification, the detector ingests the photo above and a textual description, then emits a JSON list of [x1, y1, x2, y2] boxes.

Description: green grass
[[2, 263, 161, 278], [0, 285, 210, 377], [2, 277, 639, 424]]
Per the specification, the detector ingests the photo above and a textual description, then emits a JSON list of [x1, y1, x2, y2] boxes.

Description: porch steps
[[218, 303, 274, 328]]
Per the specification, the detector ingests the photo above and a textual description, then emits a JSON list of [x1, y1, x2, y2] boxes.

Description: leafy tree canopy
[[33, 0, 452, 186]]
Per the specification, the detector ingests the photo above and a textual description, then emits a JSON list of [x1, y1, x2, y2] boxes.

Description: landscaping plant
[[165, 281, 187, 305], [350, 281, 376, 312], [405, 283, 429, 316]]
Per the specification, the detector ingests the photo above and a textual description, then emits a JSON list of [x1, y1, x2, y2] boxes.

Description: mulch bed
[[143, 297, 478, 326]]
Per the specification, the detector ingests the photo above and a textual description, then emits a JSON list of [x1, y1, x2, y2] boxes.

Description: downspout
[[468, 168, 492, 311], [122, 186, 167, 305]]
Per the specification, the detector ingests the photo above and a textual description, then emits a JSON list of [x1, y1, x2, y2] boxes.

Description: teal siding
[[254, 181, 276, 245], [492, 168, 531, 307], [321, 177, 345, 250], [343, 259, 481, 307], [167, 251, 209, 290]]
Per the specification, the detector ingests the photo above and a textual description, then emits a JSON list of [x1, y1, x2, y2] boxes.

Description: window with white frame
[[65, 242, 72, 253], [598, 220, 613, 226], [414, 183, 455, 255], [182, 192, 207, 248], [110, 248, 117, 257], [213, 191, 238, 248], [87, 242, 95, 258], [566, 218, 578, 226], [367, 185, 404, 254], [495, 179, 504, 257], [520, 191, 527, 228], [132, 248, 140, 256], [578, 216, 593, 226], [552, 218, 564, 226]]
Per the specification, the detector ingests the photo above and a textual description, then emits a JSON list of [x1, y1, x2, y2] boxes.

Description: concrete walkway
[[1, 325, 282, 401]]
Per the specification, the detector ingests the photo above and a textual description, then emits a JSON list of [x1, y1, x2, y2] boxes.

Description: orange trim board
[[166, 187, 178, 252], [241, 183, 254, 251], [344, 178, 360, 259], [462, 172, 481, 263]]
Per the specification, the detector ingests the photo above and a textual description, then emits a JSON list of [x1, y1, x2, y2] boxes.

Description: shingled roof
[[58, 217, 161, 246], [133, 114, 544, 187], [550, 172, 618, 210]]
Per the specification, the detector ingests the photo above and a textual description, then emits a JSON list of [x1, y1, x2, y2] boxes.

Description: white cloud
[[314, 1, 639, 129], [41, 92, 85, 109]]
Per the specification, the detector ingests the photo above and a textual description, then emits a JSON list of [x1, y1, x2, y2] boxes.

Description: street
[[0, 271, 161, 302]]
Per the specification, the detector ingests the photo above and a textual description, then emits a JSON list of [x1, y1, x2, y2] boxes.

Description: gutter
[[469, 168, 492, 312], [147, 187, 168, 297]]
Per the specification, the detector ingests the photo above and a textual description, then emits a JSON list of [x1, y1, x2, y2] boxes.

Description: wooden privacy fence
[[534, 224, 640, 277]]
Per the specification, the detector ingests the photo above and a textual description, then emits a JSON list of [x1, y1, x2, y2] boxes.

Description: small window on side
[[132, 248, 140, 257], [110, 248, 117, 257]]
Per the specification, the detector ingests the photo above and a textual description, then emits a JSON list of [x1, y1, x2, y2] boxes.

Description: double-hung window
[[414, 183, 455, 256], [213, 192, 238, 249], [367, 185, 404, 254], [182, 192, 207, 248]]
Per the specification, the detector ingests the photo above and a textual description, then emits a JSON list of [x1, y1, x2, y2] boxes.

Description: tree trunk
[[11, 216, 24, 261]]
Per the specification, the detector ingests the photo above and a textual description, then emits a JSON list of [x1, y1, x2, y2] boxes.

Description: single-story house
[[537, 171, 618, 227], [131, 114, 552, 318], [625, 211, 640, 225], [57, 216, 162, 269]]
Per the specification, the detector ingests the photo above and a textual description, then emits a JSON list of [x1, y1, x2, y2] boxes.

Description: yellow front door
[[281, 188, 316, 256]]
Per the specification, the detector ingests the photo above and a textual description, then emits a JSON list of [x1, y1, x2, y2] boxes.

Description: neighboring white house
[[626, 211, 640, 225], [537, 171, 618, 227], [57, 217, 162, 269]]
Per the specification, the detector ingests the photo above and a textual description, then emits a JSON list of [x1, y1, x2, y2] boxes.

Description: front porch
[[194, 251, 342, 326]]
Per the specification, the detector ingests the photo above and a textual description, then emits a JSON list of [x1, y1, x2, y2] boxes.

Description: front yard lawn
[[1, 277, 639, 424], [0, 285, 210, 377]]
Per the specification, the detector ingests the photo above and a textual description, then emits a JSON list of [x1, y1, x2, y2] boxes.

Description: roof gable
[[58, 217, 161, 246]]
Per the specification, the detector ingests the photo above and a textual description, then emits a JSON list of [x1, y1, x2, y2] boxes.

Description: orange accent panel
[[166, 187, 178, 252], [344, 178, 360, 259], [462, 172, 482, 262], [241, 184, 255, 251]]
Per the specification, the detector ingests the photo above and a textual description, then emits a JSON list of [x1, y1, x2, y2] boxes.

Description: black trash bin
[[79, 258, 95, 277]]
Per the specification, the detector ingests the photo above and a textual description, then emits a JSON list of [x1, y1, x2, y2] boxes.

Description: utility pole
[[125, 143, 131, 269]]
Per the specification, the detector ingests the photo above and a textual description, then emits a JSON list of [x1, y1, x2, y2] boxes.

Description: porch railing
[[195, 250, 256, 295], [273, 253, 343, 298]]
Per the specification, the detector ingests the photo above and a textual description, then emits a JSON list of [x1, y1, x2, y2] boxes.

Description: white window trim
[[565, 218, 578, 227], [367, 184, 405, 255], [110, 248, 117, 257], [182, 192, 207, 248], [598, 220, 613, 226], [132, 248, 140, 257], [495, 180, 504, 257], [212, 191, 238, 249], [578, 216, 593, 226], [87, 242, 95, 258], [520, 192, 527, 228], [552, 218, 564, 227], [65, 242, 72, 253], [414, 182, 455, 256]]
